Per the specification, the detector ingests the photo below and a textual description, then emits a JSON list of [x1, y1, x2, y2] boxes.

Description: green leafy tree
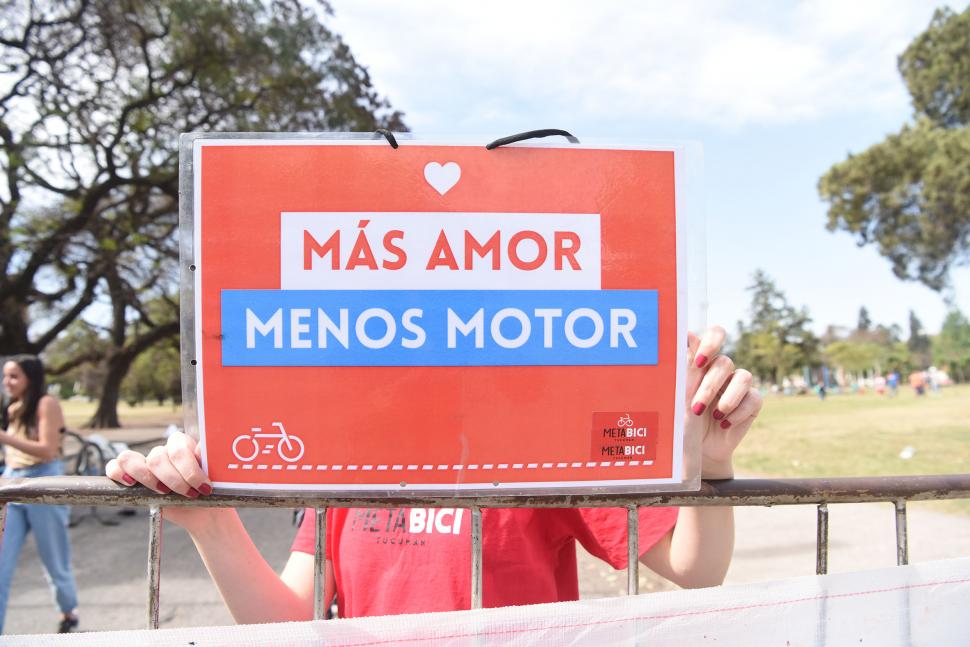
[[818, 8, 970, 292], [933, 309, 970, 382], [908, 309, 932, 368], [824, 340, 886, 375], [1, 0, 406, 426], [733, 270, 820, 384], [122, 337, 181, 406]]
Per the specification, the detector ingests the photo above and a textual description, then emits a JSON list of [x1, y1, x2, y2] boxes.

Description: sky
[[328, 0, 970, 338]]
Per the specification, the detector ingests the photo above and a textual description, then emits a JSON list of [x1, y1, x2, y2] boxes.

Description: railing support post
[[471, 506, 483, 609], [313, 507, 328, 620], [816, 503, 828, 575], [147, 506, 162, 630], [627, 505, 639, 595], [894, 499, 908, 566]]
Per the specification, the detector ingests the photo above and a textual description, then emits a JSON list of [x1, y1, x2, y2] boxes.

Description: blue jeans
[[0, 460, 78, 633]]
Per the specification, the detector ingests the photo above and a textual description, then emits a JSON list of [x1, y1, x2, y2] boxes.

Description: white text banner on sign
[[280, 212, 602, 290]]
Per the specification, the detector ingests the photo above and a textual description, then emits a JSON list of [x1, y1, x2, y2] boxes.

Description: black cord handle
[[485, 129, 579, 150], [374, 129, 399, 149]]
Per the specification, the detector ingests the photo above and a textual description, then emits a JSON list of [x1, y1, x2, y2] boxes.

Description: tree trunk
[[86, 353, 133, 428], [0, 296, 32, 355], [85, 321, 179, 429]]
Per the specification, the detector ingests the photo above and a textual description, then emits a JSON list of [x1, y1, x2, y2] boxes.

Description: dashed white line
[[228, 460, 654, 473]]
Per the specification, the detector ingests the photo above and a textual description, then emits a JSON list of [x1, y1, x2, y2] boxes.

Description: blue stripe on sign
[[221, 290, 658, 367]]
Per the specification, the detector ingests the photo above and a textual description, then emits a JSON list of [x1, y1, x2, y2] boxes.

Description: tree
[[857, 306, 872, 333], [1, 0, 406, 426], [908, 309, 932, 368], [933, 309, 970, 382], [733, 270, 820, 384], [818, 8, 970, 292], [122, 336, 181, 406], [824, 340, 885, 375]]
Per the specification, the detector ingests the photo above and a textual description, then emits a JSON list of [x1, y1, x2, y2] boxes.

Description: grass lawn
[[61, 399, 182, 430], [734, 383, 970, 514]]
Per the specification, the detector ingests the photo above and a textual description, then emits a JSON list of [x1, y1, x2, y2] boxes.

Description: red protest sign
[[183, 136, 691, 493]]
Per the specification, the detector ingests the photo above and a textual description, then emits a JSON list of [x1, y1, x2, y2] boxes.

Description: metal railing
[[1, 473, 969, 629]]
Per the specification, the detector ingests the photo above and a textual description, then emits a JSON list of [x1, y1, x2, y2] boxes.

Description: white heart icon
[[424, 162, 461, 195]]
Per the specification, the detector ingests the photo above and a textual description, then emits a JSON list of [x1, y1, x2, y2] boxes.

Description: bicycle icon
[[232, 422, 305, 463], [617, 414, 634, 427]]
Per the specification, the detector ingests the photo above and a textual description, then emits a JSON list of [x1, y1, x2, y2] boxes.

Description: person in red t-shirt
[[107, 327, 761, 623]]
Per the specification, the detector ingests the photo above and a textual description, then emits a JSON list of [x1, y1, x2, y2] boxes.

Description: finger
[[165, 433, 212, 496], [713, 369, 753, 421], [690, 354, 735, 416], [146, 445, 199, 498], [719, 387, 763, 432], [109, 450, 170, 494], [691, 325, 726, 369]]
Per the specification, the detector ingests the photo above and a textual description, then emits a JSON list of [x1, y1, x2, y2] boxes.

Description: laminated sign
[[181, 134, 693, 494]]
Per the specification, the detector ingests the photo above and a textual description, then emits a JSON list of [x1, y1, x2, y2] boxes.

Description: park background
[[2, 0, 970, 635]]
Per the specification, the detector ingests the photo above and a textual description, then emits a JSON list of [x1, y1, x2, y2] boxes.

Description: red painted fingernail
[[712, 409, 725, 421], [186, 488, 200, 499], [198, 483, 213, 496], [720, 419, 732, 429], [695, 354, 708, 368], [121, 473, 135, 486], [691, 402, 706, 416], [157, 483, 171, 494]]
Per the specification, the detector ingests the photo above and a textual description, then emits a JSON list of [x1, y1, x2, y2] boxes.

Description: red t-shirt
[[291, 506, 678, 618]]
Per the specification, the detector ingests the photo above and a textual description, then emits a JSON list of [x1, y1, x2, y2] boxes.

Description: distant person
[[927, 366, 940, 395], [909, 370, 926, 396], [0, 355, 80, 634], [887, 371, 899, 397], [816, 382, 826, 400]]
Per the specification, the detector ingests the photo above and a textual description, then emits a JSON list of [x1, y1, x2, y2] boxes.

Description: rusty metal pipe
[[3, 474, 970, 508]]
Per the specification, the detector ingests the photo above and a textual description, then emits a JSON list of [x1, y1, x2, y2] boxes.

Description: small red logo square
[[590, 412, 659, 462]]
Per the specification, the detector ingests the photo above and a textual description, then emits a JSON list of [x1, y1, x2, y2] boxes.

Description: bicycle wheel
[[277, 436, 305, 462], [232, 435, 260, 462]]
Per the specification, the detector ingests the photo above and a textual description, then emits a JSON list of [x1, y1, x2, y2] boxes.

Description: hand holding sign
[[685, 326, 763, 480]]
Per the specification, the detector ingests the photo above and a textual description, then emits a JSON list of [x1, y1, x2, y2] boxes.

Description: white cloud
[[330, 0, 941, 131]]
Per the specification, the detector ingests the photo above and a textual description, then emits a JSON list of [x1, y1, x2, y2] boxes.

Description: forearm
[[0, 432, 58, 462], [663, 505, 734, 588], [186, 508, 312, 623]]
